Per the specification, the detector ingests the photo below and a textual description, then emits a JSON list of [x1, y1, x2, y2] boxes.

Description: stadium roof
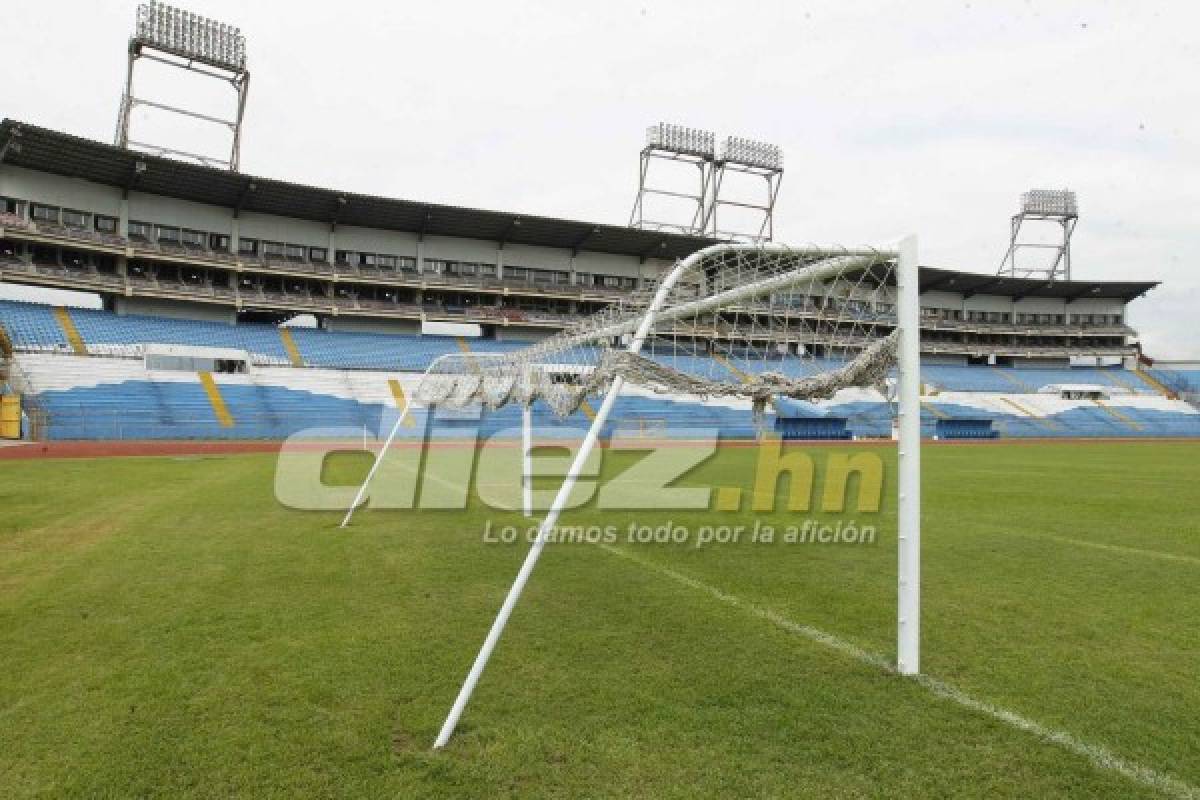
[[0, 119, 714, 261], [914, 266, 1157, 302], [0, 119, 1160, 302]]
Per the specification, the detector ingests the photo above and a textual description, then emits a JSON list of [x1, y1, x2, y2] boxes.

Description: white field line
[[597, 543, 1200, 800], [1041, 535, 1200, 567], [358, 448, 1198, 798]]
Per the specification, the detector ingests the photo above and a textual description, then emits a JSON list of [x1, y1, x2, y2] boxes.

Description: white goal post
[[339, 239, 921, 748]]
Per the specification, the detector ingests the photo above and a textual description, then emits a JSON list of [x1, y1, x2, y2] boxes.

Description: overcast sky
[[3, 0, 1197, 358]]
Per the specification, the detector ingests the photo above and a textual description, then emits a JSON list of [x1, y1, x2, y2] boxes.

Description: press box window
[[94, 215, 118, 234], [146, 354, 248, 374], [62, 210, 90, 229], [30, 204, 60, 223], [128, 221, 152, 240], [238, 238, 259, 256]]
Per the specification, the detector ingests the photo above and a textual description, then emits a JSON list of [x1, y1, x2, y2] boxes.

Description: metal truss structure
[[628, 123, 716, 236], [704, 136, 784, 243], [114, 1, 250, 171], [629, 123, 784, 242], [998, 189, 1079, 281]]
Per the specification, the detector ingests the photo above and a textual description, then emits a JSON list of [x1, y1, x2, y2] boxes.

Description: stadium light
[[1020, 189, 1078, 217], [999, 188, 1079, 281], [718, 135, 783, 171], [645, 123, 716, 159], [116, 0, 251, 170], [134, 0, 247, 72]]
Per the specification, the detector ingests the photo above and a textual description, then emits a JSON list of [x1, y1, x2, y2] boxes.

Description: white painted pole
[[433, 262, 686, 749], [340, 354, 511, 529], [433, 375, 625, 749], [522, 404, 533, 518], [896, 235, 921, 675], [340, 395, 410, 529]]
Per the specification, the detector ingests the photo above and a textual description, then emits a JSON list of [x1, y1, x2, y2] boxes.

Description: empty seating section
[[1146, 367, 1200, 395], [0, 300, 70, 351], [73, 307, 291, 362], [3, 298, 1199, 440], [15, 354, 762, 441], [921, 364, 1157, 393], [286, 329, 523, 371], [33, 381, 383, 440]]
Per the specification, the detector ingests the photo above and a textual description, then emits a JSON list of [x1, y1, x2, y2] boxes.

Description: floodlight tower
[[629, 123, 716, 235], [114, 0, 250, 171], [704, 136, 784, 242], [998, 189, 1079, 281]]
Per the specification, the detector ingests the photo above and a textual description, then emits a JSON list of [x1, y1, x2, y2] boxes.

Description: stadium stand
[[2, 299, 1199, 441]]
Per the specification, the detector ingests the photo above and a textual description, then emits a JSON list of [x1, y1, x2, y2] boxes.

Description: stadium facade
[[2, 119, 1198, 443], [0, 121, 1156, 363]]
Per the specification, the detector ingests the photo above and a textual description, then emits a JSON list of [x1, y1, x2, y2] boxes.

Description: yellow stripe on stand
[[279, 327, 304, 367], [580, 400, 597, 421], [1134, 367, 1175, 398], [713, 353, 752, 384], [1093, 398, 1141, 431], [921, 401, 949, 420], [991, 367, 1030, 391], [1000, 396, 1058, 430], [198, 371, 235, 428], [1101, 370, 1138, 393], [53, 307, 87, 355], [455, 337, 481, 374], [387, 379, 417, 428]]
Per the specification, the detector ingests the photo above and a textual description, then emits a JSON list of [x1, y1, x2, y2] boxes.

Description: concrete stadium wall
[[923, 287, 1124, 321], [1, 166, 122, 218], [322, 316, 421, 334], [113, 296, 236, 324]]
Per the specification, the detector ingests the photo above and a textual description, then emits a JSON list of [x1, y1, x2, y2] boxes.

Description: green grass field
[[1, 441, 1198, 798]]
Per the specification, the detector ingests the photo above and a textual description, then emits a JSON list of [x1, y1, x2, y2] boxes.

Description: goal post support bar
[[431, 255, 690, 750], [339, 392, 411, 529], [522, 404, 534, 518], [896, 235, 921, 675]]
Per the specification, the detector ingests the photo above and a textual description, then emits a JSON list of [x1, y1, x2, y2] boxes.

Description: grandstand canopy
[[0, 119, 714, 261], [857, 263, 1157, 302]]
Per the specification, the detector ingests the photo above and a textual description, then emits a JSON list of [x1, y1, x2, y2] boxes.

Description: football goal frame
[[339, 238, 921, 749]]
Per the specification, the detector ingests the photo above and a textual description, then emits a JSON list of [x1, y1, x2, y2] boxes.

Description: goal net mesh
[[416, 244, 899, 418]]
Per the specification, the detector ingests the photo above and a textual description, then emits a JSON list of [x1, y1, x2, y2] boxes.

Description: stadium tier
[[2, 299, 1198, 441], [0, 120, 1156, 360], [0, 120, 1192, 442]]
